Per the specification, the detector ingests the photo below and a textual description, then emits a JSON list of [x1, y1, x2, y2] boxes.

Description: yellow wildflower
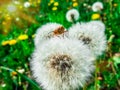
[[5, 16, 12, 21], [37, 0, 41, 3], [8, 39, 17, 45], [18, 34, 28, 40], [19, 5, 23, 9], [2, 21, 6, 25], [50, 0, 54, 4], [91, 13, 100, 20], [52, 7, 57, 11], [73, 2, 78, 7], [1, 41, 9, 46], [113, 3, 117, 7], [54, 2, 59, 6], [72, 0, 76, 2], [11, 71, 17, 76]]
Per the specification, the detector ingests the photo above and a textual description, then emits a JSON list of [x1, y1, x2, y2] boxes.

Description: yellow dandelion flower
[[113, 3, 117, 7], [5, 16, 12, 21], [11, 71, 17, 76], [54, 2, 59, 6], [50, 0, 54, 1], [1, 41, 9, 46], [73, 2, 78, 7], [19, 5, 23, 9], [18, 34, 28, 40], [2, 21, 7, 25], [37, 0, 41, 3], [72, 0, 77, 2], [91, 13, 100, 20], [52, 7, 57, 11], [50, 0, 54, 4], [8, 39, 17, 45]]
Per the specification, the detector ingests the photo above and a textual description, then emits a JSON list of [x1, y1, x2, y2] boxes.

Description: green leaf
[[0, 66, 41, 90], [113, 56, 120, 64]]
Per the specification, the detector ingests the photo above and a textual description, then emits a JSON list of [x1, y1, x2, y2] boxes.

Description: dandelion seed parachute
[[68, 21, 106, 57], [66, 9, 79, 23], [30, 37, 94, 90], [34, 23, 66, 46]]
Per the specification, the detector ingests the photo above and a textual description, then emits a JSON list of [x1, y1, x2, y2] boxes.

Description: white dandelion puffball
[[34, 23, 67, 46], [68, 21, 106, 56], [30, 37, 95, 90], [66, 9, 79, 22], [88, 20, 105, 32], [7, 4, 17, 13], [92, 2, 103, 12], [24, 2, 31, 8]]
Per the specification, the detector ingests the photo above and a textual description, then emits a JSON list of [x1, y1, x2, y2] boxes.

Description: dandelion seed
[[17, 69, 25, 74], [34, 23, 67, 46], [30, 37, 94, 90], [1, 83, 6, 87], [69, 21, 106, 56], [66, 9, 79, 23], [16, 17, 20, 21], [92, 2, 103, 12]]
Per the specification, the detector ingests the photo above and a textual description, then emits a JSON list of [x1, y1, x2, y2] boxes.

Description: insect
[[45, 26, 67, 39], [53, 26, 67, 36]]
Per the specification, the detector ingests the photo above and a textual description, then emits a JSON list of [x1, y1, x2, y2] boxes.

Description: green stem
[[0, 66, 40, 90], [94, 61, 99, 90], [109, 0, 113, 18]]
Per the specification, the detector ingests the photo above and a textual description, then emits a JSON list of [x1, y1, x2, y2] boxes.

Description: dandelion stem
[[109, 0, 113, 18], [110, 62, 120, 89], [71, 14, 76, 24], [94, 61, 99, 90]]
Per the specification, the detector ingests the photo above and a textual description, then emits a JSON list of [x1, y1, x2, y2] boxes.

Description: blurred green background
[[0, 0, 120, 90]]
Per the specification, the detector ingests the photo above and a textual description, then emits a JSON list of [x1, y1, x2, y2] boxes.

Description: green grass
[[0, 0, 120, 90]]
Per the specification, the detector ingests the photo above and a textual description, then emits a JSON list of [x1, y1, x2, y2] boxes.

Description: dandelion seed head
[[30, 37, 95, 90], [92, 2, 103, 12], [7, 4, 17, 13], [24, 2, 31, 8], [89, 20, 105, 31], [69, 21, 106, 56], [34, 23, 66, 46], [66, 9, 79, 22]]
